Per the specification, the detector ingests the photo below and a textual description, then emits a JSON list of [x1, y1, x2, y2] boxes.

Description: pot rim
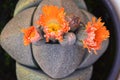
[[101, 0, 120, 80]]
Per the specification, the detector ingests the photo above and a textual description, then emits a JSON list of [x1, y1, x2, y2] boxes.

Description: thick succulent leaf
[[0, 7, 37, 67], [14, 0, 42, 16]]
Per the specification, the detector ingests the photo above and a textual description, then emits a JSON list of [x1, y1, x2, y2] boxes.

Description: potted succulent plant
[[0, 0, 113, 80]]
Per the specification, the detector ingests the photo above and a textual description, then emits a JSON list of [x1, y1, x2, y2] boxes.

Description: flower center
[[47, 22, 61, 33]]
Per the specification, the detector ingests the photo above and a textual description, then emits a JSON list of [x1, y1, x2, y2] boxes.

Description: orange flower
[[83, 17, 110, 54], [37, 5, 70, 42], [21, 26, 40, 46]]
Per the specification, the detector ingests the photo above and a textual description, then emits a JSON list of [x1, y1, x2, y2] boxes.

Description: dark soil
[[0, 0, 18, 80]]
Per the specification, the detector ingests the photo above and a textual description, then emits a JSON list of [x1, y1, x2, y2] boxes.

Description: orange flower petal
[[36, 5, 70, 42], [83, 17, 110, 54], [21, 26, 40, 46]]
